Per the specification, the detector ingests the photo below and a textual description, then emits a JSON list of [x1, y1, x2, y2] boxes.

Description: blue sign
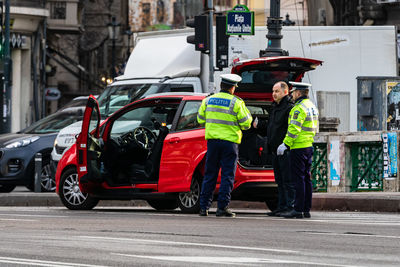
[[226, 5, 254, 35]]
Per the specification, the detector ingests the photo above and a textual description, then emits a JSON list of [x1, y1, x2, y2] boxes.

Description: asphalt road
[[0, 207, 399, 266]]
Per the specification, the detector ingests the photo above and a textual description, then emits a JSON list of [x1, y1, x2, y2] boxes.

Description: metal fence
[[350, 142, 383, 191], [311, 143, 328, 192]]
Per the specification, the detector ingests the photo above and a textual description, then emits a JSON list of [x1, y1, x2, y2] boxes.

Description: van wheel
[[59, 168, 99, 210], [0, 185, 16, 193], [265, 198, 278, 212], [147, 199, 178, 210], [178, 174, 202, 214]]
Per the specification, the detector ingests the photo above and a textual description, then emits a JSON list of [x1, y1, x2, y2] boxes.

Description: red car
[[55, 56, 322, 213]]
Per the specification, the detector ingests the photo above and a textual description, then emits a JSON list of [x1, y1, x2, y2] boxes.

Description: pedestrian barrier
[[311, 143, 328, 192], [350, 142, 383, 191]]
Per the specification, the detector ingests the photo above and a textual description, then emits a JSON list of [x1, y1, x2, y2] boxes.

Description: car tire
[[147, 199, 178, 211], [59, 167, 99, 210], [40, 157, 56, 192], [0, 184, 16, 193], [265, 198, 278, 212], [177, 173, 202, 214], [26, 156, 56, 192]]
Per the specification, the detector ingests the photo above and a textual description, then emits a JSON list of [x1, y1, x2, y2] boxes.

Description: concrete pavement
[[1, 190, 400, 212]]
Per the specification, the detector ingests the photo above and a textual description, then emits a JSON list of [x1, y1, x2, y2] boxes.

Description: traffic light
[[186, 15, 209, 52], [216, 15, 229, 70]]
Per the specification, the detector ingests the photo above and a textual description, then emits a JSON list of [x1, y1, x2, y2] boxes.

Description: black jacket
[[258, 95, 293, 153]]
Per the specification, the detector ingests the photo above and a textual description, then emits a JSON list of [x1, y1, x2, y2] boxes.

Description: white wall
[[228, 26, 398, 132]]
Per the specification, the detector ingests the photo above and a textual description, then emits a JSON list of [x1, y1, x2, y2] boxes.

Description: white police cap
[[221, 74, 242, 86], [289, 81, 312, 92]]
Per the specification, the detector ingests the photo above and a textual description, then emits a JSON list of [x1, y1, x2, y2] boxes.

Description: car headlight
[[5, 136, 40, 149]]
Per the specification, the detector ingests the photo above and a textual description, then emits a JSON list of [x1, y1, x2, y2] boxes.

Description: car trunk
[[232, 56, 323, 169], [238, 100, 273, 169]]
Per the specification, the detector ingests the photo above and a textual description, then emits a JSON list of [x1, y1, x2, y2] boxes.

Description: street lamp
[[107, 16, 121, 79], [124, 29, 133, 61]]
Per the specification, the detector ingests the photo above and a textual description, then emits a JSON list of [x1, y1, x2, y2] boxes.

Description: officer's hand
[[277, 143, 287, 156], [253, 117, 258, 128]]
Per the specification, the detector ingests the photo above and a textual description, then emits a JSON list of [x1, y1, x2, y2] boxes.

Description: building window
[[141, 3, 151, 30], [157, 0, 165, 23], [51, 1, 66, 20]]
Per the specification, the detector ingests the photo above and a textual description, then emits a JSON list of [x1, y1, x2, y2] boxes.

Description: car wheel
[[26, 156, 55, 192], [0, 185, 16, 193], [147, 199, 178, 210], [59, 167, 99, 210], [265, 198, 278, 212], [178, 174, 202, 214], [41, 159, 56, 192]]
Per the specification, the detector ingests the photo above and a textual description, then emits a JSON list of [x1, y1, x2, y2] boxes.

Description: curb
[[1, 192, 400, 212]]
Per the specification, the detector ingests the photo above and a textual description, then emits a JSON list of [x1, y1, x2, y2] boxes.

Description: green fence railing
[[350, 142, 383, 191], [311, 143, 328, 192]]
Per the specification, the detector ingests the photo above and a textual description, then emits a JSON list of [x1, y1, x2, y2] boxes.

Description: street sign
[[226, 5, 254, 36], [45, 87, 61, 101]]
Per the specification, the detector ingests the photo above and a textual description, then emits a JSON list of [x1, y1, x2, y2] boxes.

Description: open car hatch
[[231, 56, 323, 100]]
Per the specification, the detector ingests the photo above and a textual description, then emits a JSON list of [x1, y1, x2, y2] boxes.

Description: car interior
[[238, 102, 273, 169], [89, 101, 180, 186]]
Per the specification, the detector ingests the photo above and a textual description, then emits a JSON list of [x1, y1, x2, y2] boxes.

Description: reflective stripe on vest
[[205, 118, 239, 126], [290, 120, 302, 127]]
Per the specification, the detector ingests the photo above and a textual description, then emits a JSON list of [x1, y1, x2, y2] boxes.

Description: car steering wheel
[[132, 126, 156, 150]]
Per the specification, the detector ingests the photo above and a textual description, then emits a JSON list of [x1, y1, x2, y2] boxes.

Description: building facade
[[3, 0, 49, 132]]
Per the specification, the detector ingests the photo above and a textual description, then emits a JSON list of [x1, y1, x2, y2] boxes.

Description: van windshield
[[97, 83, 193, 118]]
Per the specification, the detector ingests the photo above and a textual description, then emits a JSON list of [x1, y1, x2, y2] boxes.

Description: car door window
[[89, 106, 100, 134], [176, 101, 202, 131]]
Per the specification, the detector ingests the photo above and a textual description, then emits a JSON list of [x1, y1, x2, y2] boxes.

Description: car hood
[[0, 133, 54, 147]]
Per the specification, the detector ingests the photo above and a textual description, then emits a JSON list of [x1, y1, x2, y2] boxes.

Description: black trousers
[[290, 147, 314, 212], [200, 139, 238, 210], [272, 150, 295, 211]]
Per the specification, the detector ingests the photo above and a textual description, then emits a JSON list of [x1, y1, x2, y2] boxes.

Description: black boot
[[281, 209, 303, 219], [216, 207, 236, 217], [199, 209, 209, 216]]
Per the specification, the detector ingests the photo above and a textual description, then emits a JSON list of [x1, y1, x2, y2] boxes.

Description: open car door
[[76, 95, 102, 185]]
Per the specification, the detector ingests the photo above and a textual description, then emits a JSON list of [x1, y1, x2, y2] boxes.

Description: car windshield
[[97, 84, 168, 118], [20, 109, 84, 134], [97, 83, 193, 118]]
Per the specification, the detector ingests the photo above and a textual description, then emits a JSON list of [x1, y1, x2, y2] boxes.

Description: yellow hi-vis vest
[[197, 92, 252, 144], [283, 98, 319, 149]]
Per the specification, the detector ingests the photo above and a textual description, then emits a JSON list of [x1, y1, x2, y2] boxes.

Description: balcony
[[9, 1, 49, 33], [10, 0, 46, 8]]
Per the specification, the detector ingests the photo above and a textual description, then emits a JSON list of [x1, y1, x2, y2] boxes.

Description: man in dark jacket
[[254, 81, 294, 216]]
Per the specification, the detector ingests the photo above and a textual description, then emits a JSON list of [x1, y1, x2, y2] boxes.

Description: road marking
[[0, 218, 37, 222], [113, 254, 362, 267], [306, 232, 400, 239], [80, 235, 298, 254], [0, 213, 68, 218], [0, 256, 108, 267]]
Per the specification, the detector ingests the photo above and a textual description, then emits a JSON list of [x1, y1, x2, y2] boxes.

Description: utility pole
[[259, 0, 288, 57], [207, 0, 214, 92], [2, 0, 11, 133]]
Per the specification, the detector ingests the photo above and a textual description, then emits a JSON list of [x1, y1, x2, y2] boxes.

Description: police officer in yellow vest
[[279, 82, 319, 219], [197, 74, 252, 217]]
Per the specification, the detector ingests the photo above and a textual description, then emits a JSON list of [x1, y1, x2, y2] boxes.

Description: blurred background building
[[2, 0, 400, 132]]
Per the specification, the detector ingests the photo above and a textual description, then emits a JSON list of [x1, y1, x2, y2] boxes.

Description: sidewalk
[[1, 191, 400, 212]]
